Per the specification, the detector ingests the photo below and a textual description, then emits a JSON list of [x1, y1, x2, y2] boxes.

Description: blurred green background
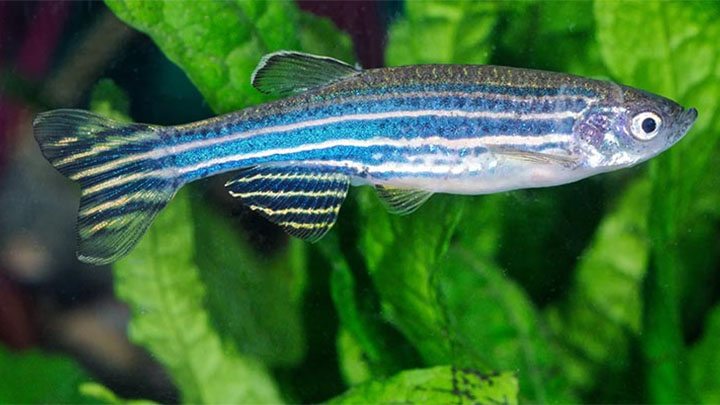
[[1, 0, 719, 403]]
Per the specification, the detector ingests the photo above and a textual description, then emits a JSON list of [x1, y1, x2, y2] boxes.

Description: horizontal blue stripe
[[171, 116, 572, 169], [169, 89, 588, 144]]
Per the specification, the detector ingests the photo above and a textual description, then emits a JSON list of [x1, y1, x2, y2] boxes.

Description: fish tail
[[33, 109, 180, 265]]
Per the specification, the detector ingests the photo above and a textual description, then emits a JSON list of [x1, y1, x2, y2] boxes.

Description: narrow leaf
[[114, 190, 282, 404], [689, 305, 720, 404]]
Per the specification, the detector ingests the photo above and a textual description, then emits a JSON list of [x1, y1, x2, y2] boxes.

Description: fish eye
[[631, 112, 662, 141]]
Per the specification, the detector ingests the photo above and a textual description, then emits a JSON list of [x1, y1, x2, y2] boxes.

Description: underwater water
[[1, 1, 720, 403]]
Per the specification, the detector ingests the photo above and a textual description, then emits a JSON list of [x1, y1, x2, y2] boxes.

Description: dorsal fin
[[250, 51, 360, 96], [225, 165, 350, 241], [375, 185, 433, 215]]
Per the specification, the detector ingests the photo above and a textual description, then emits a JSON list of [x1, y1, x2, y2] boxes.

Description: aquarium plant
[[2, 1, 720, 404]]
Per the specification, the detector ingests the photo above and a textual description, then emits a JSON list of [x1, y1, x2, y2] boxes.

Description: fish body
[[34, 51, 697, 264]]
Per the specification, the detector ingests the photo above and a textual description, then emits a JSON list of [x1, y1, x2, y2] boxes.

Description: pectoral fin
[[225, 165, 350, 241], [488, 145, 579, 167], [375, 185, 433, 215]]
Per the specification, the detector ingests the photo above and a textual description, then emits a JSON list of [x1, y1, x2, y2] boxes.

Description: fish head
[[573, 84, 697, 170]]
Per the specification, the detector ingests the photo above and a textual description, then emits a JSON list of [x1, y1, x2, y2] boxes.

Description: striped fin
[[375, 186, 433, 215], [225, 165, 350, 241], [33, 109, 178, 265], [251, 51, 360, 96]]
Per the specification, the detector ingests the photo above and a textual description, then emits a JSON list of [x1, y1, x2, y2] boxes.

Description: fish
[[33, 51, 698, 265]]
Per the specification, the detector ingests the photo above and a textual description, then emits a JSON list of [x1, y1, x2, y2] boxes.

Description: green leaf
[[328, 365, 518, 405], [0, 345, 91, 404], [545, 179, 649, 396], [356, 193, 465, 364], [453, 194, 507, 259], [350, 189, 576, 403], [79, 382, 158, 405], [494, 1, 604, 77], [114, 190, 282, 404], [89, 78, 131, 121], [327, 248, 398, 383], [104, 0, 295, 112], [191, 199, 307, 367], [321, 218, 417, 383], [437, 248, 577, 403], [105, 0, 352, 113], [385, 0, 498, 65], [689, 304, 720, 404], [296, 13, 355, 65], [595, 2, 720, 402], [336, 328, 373, 386]]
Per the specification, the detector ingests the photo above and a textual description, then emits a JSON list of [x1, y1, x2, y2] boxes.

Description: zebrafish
[[33, 51, 697, 265]]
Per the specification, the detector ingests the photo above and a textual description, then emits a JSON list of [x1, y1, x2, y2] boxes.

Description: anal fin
[[225, 165, 350, 241], [375, 185, 433, 215]]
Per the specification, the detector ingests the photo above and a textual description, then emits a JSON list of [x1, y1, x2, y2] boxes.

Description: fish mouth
[[670, 107, 698, 143]]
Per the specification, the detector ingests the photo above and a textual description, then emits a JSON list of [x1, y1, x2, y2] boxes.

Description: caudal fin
[[34, 109, 179, 265]]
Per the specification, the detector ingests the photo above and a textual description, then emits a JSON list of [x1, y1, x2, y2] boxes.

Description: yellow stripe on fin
[[225, 165, 350, 242]]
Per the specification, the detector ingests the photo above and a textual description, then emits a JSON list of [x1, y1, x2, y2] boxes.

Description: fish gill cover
[[5, 0, 720, 404]]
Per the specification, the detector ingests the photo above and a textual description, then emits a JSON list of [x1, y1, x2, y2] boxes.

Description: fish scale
[[33, 50, 697, 264]]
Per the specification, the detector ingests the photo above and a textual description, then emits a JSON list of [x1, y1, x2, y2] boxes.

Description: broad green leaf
[[0, 345, 91, 404], [191, 199, 307, 367], [596, 2, 720, 402], [545, 179, 649, 395], [114, 190, 282, 404], [356, 193, 466, 364], [494, 1, 604, 77], [689, 304, 720, 404], [385, 0, 498, 66], [437, 248, 577, 403], [106, 0, 353, 113], [105, 0, 295, 112], [328, 365, 518, 405]]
